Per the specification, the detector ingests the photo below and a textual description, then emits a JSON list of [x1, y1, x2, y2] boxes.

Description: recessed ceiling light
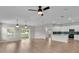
[[52, 21, 56, 24], [71, 20, 74, 22], [60, 16, 64, 18], [64, 8, 68, 11], [68, 17, 72, 20]]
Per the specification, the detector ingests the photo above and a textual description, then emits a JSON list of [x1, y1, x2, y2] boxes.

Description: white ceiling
[[0, 6, 79, 26]]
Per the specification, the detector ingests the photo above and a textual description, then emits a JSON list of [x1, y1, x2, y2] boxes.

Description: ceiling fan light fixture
[[38, 8, 43, 15], [38, 11, 43, 15]]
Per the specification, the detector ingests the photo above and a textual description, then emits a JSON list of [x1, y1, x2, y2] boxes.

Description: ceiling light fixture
[[60, 16, 64, 18], [16, 24, 19, 28], [71, 20, 74, 22], [16, 17, 19, 28], [38, 8, 43, 16], [68, 17, 72, 20], [25, 25, 27, 28], [28, 6, 50, 16]]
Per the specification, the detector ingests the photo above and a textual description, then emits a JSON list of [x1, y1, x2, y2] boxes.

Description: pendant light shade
[[16, 17, 19, 28], [16, 24, 19, 28], [25, 25, 27, 28]]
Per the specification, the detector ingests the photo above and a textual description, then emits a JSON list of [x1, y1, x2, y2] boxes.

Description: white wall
[[1, 23, 18, 40], [33, 26, 46, 39], [29, 26, 35, 39], [53, 25, 79, 32], [52, 25, 79, 42], [30, 24, 79, 42], [0, 23, 2, 40]]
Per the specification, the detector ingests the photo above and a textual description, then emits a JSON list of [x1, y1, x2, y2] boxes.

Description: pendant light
[[16, 24, 19, 28], [16, 17, 19, 28], [24, 20, 27, 28], [25, 25, 27, 28]]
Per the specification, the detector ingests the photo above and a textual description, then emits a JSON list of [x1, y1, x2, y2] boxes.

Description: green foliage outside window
[[20, 28, 29, 39]]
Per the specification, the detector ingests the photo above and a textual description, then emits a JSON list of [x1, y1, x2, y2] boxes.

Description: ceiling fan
[[28, 6, 50, 16]]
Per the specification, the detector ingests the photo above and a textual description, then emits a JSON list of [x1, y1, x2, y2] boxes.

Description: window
[[7, 27, 16, 38], [20, 27, 30, 39]]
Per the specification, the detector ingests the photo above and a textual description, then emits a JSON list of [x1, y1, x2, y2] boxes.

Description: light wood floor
[[0, 39, 79, 53]]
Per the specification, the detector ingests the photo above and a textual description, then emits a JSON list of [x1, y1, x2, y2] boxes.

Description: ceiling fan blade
[[43, 7, 50, 11], [28, 9, 37, 11]]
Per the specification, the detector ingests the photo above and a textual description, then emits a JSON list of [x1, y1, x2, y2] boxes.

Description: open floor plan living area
[[0, 6, 79, 53]]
